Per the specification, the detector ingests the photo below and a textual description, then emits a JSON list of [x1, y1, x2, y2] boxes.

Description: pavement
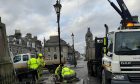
[[37, 70, 55, 84], [66, 58, 100, 84]]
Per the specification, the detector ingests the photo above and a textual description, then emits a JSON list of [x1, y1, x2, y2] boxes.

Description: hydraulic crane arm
[[116, 0, 132, 21], [108, 0, 123, 19], [108, 0, 133, 22]]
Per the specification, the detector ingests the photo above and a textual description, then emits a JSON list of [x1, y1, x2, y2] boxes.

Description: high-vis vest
[[55, 65, 61, 76], [70, 69, 76, 76], [37, 58, 45, 67], [27, 58, 39, 69], [62, 67, 73, 77]]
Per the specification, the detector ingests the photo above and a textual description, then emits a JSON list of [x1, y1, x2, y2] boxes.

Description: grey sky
[[0, 0, 140, 53]]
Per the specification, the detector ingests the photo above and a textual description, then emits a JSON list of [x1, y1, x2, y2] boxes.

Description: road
[[22, 57, 101, 84], [70, 57, 100, 84]]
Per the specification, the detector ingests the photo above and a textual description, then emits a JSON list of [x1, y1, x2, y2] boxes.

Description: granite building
[[8, 30, 42, 56], [44, 35, 80, 63], [44, 36, 69, 61]]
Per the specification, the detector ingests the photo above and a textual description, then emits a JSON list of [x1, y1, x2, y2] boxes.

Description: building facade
[[44, 36, 69, 61], [44, 35, 80, 64], [8, 30, 42, 56]]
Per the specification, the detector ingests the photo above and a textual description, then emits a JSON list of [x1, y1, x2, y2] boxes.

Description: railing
[[0, 70, 36, 84], [0, 72, 17, 84]]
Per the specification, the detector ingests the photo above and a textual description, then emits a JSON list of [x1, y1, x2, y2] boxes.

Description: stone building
[[44, 35, 80, 64], [44, 36, 69, 61], [85, 28, 95, 60], [75, 51, 80, 60], [67, 44, 73, 62], [8, 30, 42, 56], [68, 45, 80, 64]]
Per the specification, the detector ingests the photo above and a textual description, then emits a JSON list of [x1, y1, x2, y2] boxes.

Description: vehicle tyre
[[87, 62, 91, 75], [92, 64, 97, 77], [87, 61, 94, 76], [88, 66, 93, 76], [102, 70, 110, 84]]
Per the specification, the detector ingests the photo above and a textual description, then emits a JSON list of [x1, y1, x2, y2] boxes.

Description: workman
[[37, 53, 46, 77], [55, 64, 77, 82], [27, 55, 39, 81], [55, 64, 63, 80], [62, 66, 76, 80], [37, 53, 45, 67]]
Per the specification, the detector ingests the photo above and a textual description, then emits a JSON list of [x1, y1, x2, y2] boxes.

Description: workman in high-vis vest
[[37, 53, 45, 67], [55, 64, 76, 82], [37, 53, 46, 77], [61, 66, 76, 80], [55, 64, 63, 80], [27, 55, 39, 80], [55, 65, 61, 77]]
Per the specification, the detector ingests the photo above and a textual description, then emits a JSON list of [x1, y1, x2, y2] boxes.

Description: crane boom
[[108, 0, 135, 24], [116, 0, 132, 21]]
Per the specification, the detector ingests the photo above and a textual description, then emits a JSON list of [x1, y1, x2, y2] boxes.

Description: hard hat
[[38, 53, 43, 57]]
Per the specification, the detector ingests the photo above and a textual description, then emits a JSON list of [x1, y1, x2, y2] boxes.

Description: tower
[[85, 27, 93, 47], [85, 27, 95, 61]]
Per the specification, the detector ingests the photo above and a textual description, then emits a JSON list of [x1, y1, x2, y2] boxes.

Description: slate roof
[[44, 36, 68, 47]]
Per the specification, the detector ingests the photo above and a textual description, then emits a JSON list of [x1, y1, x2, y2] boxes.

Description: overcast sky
[[0, 0, 140, 53]]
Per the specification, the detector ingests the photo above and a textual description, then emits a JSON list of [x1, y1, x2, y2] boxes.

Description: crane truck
[[87, 0, 140, 84], [102, 0, 140, 84]]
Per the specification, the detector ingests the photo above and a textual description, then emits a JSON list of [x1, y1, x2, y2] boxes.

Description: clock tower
[[85, 28, 93, 47], [85, 27, 95, 61]]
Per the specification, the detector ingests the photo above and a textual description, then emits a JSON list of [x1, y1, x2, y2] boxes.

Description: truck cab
[[102, 24, 140, 84]]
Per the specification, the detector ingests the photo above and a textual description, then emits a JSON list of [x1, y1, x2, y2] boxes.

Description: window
[[54, 54, 57, 59], [115, 31, 140, 55], [31, 54, 36, 58], [48, 47, 50, 52], [23, 55, 29, 61], [13, 55, 21, 63], [16, 40, 19, 44], [108, 43, 113, 52], [54, 47, 56, 52], [108, 34, 113, 53], [61, 54, 63, 58]]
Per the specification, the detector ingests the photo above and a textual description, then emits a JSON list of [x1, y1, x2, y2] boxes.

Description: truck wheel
[[92, 65, 97, 77], [102, 70, 110, 84], [87, 62, 91, 75], [88, 66, 93, 76]]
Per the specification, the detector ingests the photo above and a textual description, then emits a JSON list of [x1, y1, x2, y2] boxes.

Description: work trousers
[[30, 69, 38, 81]]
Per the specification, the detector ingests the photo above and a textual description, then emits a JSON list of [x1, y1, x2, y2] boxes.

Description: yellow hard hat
[[38, 53, 43, 57]]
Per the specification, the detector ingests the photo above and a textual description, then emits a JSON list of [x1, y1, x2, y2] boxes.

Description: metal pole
[[57, 13, 61, 64], [72, 33, 76, 67]]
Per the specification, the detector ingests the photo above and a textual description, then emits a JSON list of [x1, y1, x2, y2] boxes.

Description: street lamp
[[71, 33, 77, 67], [54, 0, 62, 64]]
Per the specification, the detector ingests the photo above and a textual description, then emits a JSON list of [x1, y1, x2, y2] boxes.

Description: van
[[13, 53, 36, 74]]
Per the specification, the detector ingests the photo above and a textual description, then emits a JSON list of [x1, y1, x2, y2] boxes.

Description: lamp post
[[71, 33, 77, 67], [54, 0, 62, 64]]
